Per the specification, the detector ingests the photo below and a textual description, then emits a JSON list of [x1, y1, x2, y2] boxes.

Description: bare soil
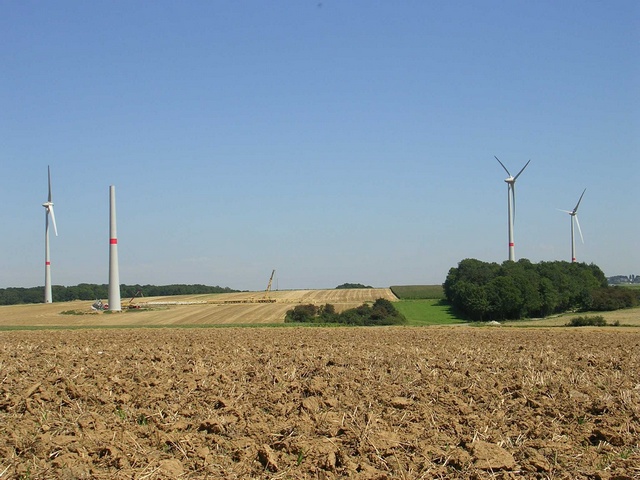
[[1, 327, 638, 479]]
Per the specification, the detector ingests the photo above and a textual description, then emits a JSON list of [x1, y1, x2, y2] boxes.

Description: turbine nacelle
[[495, 156, 530, 181], [495, 156, 530, 220], [42, 201, 58, 236], [559, 189, 586, 248], [558, 209, 576, 217]]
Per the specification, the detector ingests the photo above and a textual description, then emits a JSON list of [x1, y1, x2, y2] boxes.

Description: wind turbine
[[558, 188, 586, 263], [43, 166, 58, 303], [108, 185, 122, 311], [495, 156, 531, 262]]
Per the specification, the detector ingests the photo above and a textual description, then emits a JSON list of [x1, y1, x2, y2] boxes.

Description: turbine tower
[[559, 188, 586, 263], [43, 166, 58, 303], [108, 185, 122, 311], [495, 156, 530, 262]]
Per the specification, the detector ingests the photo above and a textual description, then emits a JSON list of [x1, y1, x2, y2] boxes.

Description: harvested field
[[0, 288, 397, 328], [1, 327, 638, 479], [506, 307, 640, 328]]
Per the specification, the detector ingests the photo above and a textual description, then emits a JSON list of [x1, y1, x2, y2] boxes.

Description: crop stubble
[[0, 288, 398, 327], [0, 327, 638, 479]]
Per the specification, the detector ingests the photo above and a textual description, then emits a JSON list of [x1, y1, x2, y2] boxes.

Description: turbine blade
[[49, 205, 58, 237], [513, 159, 531, 181], [494, 156, 511, 176], [48, 165, 52, 202], [574, 215, 584, 244], [573, 188, 586, 213], [557, 208, 573, 214]]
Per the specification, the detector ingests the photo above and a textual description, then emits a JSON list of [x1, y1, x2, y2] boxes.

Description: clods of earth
[[1, 327, 638, 479]]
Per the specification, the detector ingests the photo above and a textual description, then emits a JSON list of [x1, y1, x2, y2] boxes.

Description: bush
[[566, 315, 607, 327], [284, 304, 319, 323], [284, 299, 406, 326]]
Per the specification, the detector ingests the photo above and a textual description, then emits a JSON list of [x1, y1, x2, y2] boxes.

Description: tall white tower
[[43, 166, 58, 303], [108, 185, 122, 311], [495, 157, 530, 262]]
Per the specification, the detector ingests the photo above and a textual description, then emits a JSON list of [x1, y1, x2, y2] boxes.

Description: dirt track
[[1, 327, 638, 479]]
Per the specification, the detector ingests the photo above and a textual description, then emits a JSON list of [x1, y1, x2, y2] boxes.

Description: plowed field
[[1, 327, 638, 479]]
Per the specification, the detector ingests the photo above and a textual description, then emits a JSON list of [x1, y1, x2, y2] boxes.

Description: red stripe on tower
[[509, 242, 514, 247], [45, 261, 51, 265], [110, 238, 118, 244]]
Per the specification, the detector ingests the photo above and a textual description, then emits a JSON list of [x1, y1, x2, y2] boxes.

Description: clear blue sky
[[1, 1, 638, 291]]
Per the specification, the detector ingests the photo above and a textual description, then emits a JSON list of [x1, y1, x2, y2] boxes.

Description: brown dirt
[[1, 327, 638, 479]]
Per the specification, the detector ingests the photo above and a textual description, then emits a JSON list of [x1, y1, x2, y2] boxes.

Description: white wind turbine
[[495, 156, 531, 262], [108, 185, 121, 311], [558, 188, 586, 263], [43, 166, 58, 303]]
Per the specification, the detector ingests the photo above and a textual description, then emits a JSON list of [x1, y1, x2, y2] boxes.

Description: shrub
[[284, 304, 319, 323], [284, 299, 406, 326], [566, 315, 607, 327]]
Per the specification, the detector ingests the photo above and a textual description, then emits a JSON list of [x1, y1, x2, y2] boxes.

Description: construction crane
[[256, 269, 276, 303], [265, 269, 275, 297], [127, 289, 143, 309]]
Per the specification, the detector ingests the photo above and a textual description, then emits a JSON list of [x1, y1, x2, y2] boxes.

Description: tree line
[[443, 258, 639, 321], [285, 298, 406, 326], [0, 284, 238, 306], [335, 283, 373, 289]]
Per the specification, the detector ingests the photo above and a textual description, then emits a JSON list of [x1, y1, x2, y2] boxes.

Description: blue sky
[[1, 1, 638, 291]]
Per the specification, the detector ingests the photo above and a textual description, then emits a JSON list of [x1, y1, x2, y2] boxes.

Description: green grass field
[[390, 286, 461, 325], [390, 285, 444, 300], [395, 299, 464, 326]]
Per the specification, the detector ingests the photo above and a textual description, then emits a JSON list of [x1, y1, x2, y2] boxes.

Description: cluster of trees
[[443, 259, 637, 321], [285, 298, 406, 326], [0, 284, 238, 306], [590, 286, 639, 311], [335, 283, 373, 289]]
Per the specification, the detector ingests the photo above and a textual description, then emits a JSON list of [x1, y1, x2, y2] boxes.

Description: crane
[[264, 269, 275, 299], [127, 289, 143, 309]]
